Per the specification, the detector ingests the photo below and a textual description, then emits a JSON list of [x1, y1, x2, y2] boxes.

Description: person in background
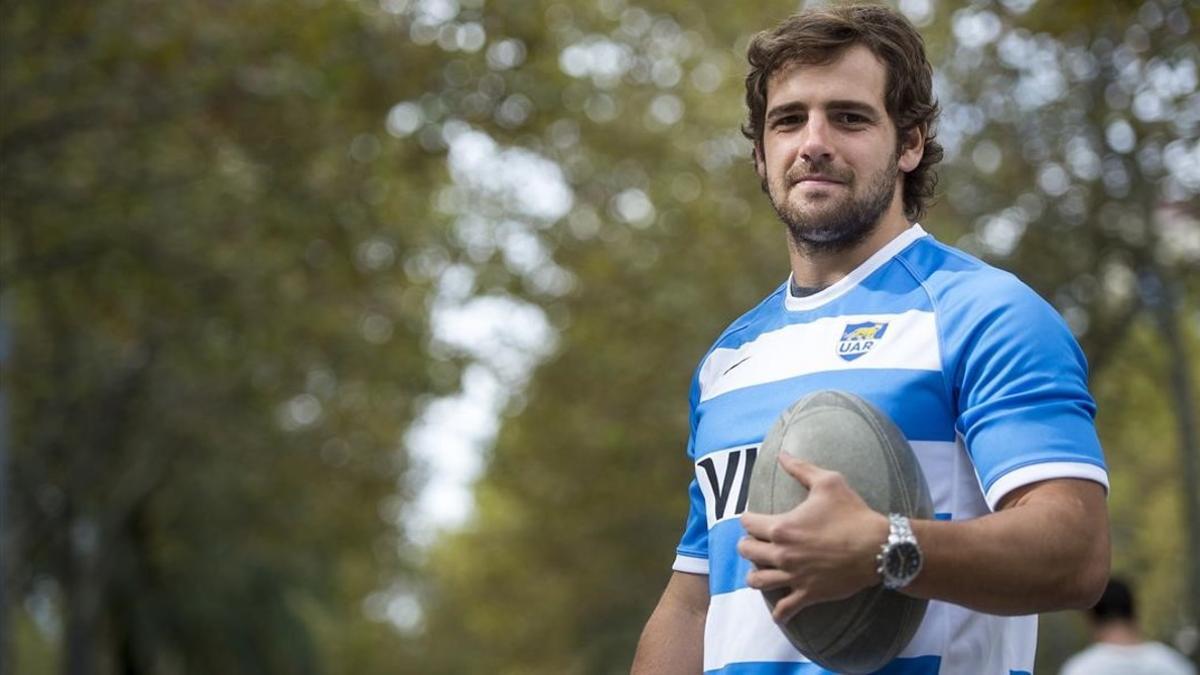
[[1061, 577, 1196, 675]]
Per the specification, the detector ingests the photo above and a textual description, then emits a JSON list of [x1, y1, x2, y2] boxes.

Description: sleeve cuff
[[985, 461, 1110, 510], [672, 553, 709, 575]]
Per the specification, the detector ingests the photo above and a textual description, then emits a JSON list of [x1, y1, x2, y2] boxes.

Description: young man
[[632, 6, 1110, 674], [1061, 579, 1196, 675]]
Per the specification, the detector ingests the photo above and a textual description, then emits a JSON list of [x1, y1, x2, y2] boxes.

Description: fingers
[[740, 510, 776, 540], [737, 535, 779, 568], [772, 587, 810, 623], [777, 453, 831, 488], [745, 566, 791, 591]]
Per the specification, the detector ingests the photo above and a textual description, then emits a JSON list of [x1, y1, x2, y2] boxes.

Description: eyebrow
[[766, 99, 882, 122], [765, 101, 806, 123]]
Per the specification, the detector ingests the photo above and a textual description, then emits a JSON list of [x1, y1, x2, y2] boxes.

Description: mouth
[[793, 175, 845, 187]]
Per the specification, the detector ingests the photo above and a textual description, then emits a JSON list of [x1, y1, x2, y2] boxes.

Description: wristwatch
[[876, 513, 923, 590]]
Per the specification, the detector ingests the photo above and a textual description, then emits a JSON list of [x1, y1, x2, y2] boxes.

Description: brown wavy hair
[[742, 4, 943, 221]]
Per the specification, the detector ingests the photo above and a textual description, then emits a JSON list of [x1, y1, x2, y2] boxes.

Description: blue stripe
[[708, 520, 752, 595], [705, 655, 941, 675], [934, 512, 952, 520], [694, 368, 954, 459]]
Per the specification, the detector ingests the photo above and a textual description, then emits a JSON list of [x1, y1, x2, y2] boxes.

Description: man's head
[[742, 5, 943, 250], [1089, 578, 1136, 626]]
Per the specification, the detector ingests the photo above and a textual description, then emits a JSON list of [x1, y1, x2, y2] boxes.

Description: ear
[[753, 142, 766, 181], [898, 124, 925, 173]]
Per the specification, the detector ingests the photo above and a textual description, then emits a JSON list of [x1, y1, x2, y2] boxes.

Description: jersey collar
[[784, 223, 928, 312]]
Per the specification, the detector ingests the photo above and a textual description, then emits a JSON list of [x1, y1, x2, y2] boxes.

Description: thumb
[[777, 453, 826, 488]]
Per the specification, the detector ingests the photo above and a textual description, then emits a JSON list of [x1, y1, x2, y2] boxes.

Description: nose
[[799, 114, 833, 165]]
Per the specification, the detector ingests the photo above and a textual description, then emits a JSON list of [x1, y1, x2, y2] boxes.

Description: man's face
[[756, 45, 921, 252]]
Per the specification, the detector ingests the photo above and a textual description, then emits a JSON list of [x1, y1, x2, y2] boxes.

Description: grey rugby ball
[[746, 390, 933, 674]]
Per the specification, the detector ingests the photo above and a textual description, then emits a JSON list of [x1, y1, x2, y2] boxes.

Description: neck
[[787, 203, 912, 288], [1093, 621, 1143, 646]]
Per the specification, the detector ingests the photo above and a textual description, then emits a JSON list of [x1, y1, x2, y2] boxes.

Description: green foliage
[[405, 1, 797, 670], [2, 0, 452, 672], [1094, 311, 1200, 633]]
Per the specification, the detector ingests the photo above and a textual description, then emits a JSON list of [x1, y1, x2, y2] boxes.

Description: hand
[[737, 453, 889, 623]]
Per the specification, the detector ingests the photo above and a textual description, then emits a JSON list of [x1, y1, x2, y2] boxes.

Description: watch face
[[886, 542, 922, 581]]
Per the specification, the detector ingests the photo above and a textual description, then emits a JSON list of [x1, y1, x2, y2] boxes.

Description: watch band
[[876, 513, 922, 590]]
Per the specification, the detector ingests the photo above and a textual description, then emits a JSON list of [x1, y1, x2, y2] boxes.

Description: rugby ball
[[745, 390, 933, 674]]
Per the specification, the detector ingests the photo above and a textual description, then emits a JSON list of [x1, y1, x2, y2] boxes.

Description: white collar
[[784, 223, 928, 312]]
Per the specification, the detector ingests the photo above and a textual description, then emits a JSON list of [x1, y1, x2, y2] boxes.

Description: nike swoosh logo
[[722, 355, 752, 376]]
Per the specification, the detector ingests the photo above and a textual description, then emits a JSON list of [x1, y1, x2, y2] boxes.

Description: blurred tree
[[403, 1, 791, 672], [402, 0, 1199, 673], [1, 0, 456, 673]]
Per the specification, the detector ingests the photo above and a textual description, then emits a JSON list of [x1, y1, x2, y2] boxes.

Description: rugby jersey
[[673, 224, 1108, 675]]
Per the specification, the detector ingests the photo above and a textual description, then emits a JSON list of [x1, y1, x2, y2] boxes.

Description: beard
[[768, 154, 899, 255]]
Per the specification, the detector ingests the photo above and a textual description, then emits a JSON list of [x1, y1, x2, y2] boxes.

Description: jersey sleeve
[[673, 368, 709, 574], [945, 273, 1108, 510]]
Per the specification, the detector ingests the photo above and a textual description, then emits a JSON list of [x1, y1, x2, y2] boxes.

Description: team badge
[[838, 321, 889, 361]]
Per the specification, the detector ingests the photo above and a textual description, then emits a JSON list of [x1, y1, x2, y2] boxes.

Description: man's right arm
[[631, 571, 709, 674]]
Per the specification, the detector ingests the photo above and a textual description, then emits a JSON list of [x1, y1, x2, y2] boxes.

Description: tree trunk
[[63, 515, 103, 675], [1149, 271, 1200, 665], [0, 312, 12, 675]]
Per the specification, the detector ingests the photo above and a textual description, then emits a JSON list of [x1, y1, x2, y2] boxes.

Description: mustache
[[786, 160, 851, 184]]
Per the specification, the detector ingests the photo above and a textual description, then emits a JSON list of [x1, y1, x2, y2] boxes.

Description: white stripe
[[704, 588, 807, 671], [985, 462, 1110, 510], [1004, 614, 1038, 674], [939, 604, 1037, 674], [911, 441, 962, 517], [699, 309, 941, 403], [784, 224, 929, 312], [912, 439, 994, 521], [704, 587, 956, 671], [673, 554, 709, 575]]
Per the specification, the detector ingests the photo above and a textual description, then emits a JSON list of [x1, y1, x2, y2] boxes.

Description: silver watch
[[876, 513, 923, 590]]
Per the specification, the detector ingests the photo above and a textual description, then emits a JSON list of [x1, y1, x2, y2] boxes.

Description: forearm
[[905, 479, 1110, 615], [632, 572, 708, 674]]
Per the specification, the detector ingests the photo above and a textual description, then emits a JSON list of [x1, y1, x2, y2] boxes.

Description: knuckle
[[794, 587, 810, 607], [775, 590, 808, 622], [818, 471, 846, 489], [773, 601, 793, 623]]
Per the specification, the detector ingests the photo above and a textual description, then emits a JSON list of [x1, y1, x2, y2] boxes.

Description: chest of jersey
[[689, 306, 984, 541]]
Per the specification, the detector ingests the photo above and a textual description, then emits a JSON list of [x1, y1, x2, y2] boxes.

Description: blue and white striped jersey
[[674, 224, 1108, 675]]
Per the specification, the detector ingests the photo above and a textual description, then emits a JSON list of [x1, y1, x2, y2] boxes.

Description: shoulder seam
[[710, 283, 787, 350], [923, 236, 987, 268], [893, 246, 957, 422]]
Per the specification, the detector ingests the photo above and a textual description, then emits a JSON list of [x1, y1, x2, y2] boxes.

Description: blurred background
[[1, 0, 1197, 673]]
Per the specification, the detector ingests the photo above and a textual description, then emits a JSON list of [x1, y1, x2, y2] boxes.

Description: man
[[1060, 579, 1196, 675], [631, 5, 1110, 674]]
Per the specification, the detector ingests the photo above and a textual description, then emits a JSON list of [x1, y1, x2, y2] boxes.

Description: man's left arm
[[738, 455, 1109, 622], [905, 475, 1108, 613]]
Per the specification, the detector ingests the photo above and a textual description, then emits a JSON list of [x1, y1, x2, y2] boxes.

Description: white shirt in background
[[1060, 641, 1196, 675]]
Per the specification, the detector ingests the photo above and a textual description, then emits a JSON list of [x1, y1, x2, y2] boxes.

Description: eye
[[836, 112, 869, 126], [772, 114, 804, 129]]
